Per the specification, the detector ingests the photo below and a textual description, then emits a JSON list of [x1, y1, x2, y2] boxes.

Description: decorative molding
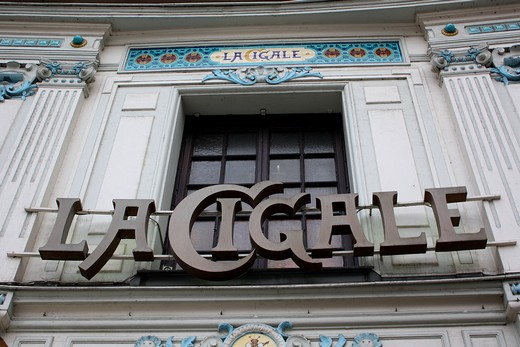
[[136, 325, 383, 347], [505, 282, 520, 322], [135, 335, 164, 347], [0, 59, 99, 101], [490, 45, 520, 85], [35, 59, 98, 97], [319, 335, 346, 347], [467, 22, 520, 35], [135, 335, 196, 347], [441, 23, 459, 37], [352, 333, 382, 347], [430, 47, 492, 70], [431, 44, 520, 85], [123, 41, 404, 72], [0, 61, 38, 102], [12, 336, 54, 347], [0, 37, 62, 47], [70, 35, 87, 48], [37, 59, 98, 83], [202, 66, 322, 85]]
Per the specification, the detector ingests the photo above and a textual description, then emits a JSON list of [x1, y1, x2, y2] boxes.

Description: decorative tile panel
[[466, 21, 520, 34], [0, 38, 62, 47], [123, 41, 404, 71]]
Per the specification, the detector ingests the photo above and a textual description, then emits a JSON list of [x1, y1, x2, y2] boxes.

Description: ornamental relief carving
[[430, 44, 520, 85], [135, 322, 382, 347], [0, 59, 98, 102], [490, 45, 520, 85], [0, 61, 38, 102]]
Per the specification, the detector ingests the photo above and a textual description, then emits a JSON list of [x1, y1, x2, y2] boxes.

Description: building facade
[[1, 0, 520, 346]]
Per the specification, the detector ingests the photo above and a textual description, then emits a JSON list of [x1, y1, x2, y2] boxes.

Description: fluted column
[[436, 49, 520, 273], [0, 60, 97, 282]]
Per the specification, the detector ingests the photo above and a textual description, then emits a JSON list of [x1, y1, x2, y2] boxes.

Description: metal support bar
[[24, 194, 501, 216], [7, 240, 517, 260]]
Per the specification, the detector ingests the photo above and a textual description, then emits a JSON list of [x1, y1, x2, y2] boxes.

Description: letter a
[[312, 194, 374, 257], [79, 199, 156, 280]]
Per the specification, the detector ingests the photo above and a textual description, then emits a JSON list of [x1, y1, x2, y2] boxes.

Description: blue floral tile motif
[[467, 21, 520, 34], [123, 41, 404, 71], [0, 38, 63, 47]]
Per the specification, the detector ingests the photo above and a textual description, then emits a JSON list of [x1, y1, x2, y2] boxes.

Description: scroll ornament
[[490, 45, 520, 85], [202, 66, 322, 85]]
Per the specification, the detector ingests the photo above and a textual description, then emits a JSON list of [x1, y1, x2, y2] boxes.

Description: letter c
[[169, 181, 283, 281]]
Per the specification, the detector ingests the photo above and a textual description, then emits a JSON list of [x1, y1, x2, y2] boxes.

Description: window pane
[[191, 221, 215, 252], [189, 161, 221, 184], [271, 132, 299, 154], [231, 221, 252, 251], [305, 186, 338, 208], [193, 134, 223, 156], [306, 219, 344, 267], [188, 189, 216, 212], [225, 160, 256, 184], [305, 158, 336, 182], [227, 133, 256, 155], [304, 131, 335, 153], [272, 187, 302, 199], [270, 159, 300, 182]]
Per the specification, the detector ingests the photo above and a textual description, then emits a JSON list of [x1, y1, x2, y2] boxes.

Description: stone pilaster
[[0, 60, 99, 282], [419, 6, 520, 274], [431, 46, 520, 273]]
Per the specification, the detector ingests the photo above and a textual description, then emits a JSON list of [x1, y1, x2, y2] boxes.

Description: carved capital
[[36, 59, 99, 97], [430, 46, 492, 70]]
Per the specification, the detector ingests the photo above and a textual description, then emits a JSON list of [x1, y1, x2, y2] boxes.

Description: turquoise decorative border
[[467, 22, 520, 34], [0, 38, 62, 47], [123, 41, 404, 71]]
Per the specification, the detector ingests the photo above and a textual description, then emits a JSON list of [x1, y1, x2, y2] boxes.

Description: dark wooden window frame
[[165, 113, 355, 269]]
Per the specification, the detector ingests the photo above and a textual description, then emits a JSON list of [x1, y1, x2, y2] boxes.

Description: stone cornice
[[417, 4, 520, 53], [0, 1, 518, 32], [0, 22, 110, 65]]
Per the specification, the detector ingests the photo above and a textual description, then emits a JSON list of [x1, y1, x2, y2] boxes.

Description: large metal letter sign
[[36, 182, 491, 280]]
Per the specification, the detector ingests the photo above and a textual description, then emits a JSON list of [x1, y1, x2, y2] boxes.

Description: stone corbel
[[0, 292, 13, 332], [36, 59, 99, 97], [503, 282, 520, 322]]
